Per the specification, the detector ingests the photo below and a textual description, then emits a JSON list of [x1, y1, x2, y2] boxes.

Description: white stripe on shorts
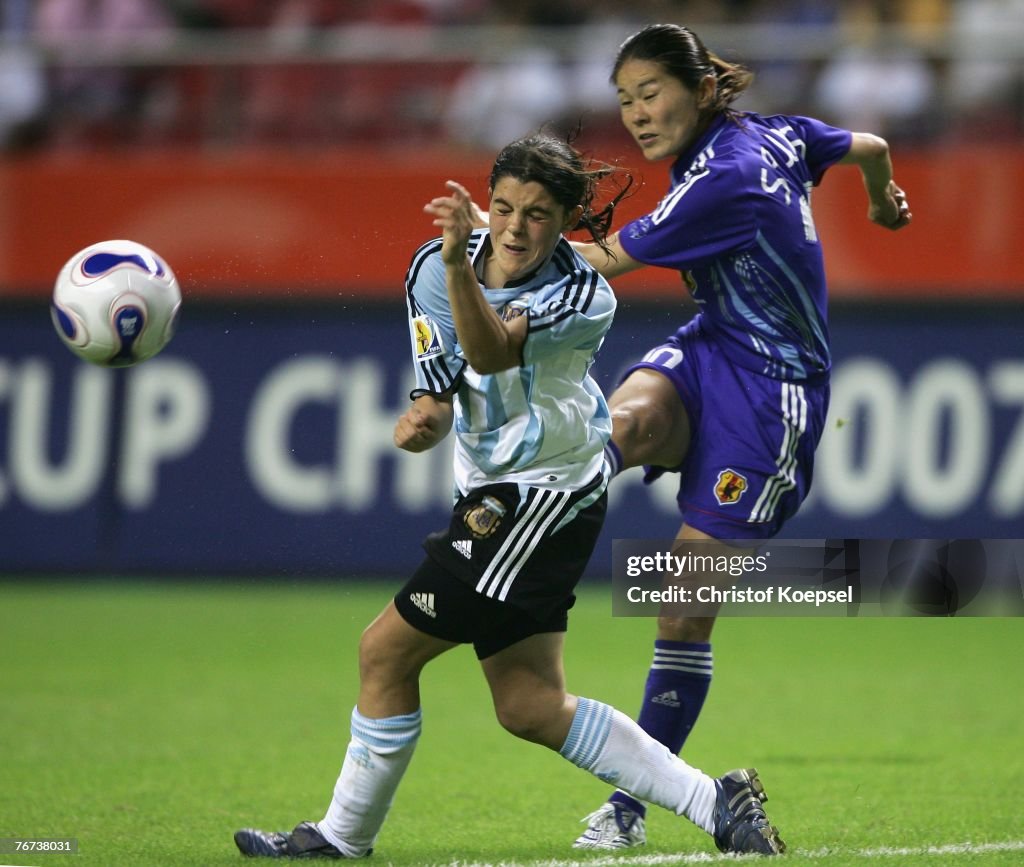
[[749, 382, 807, 524], [476, 488, 571, 601]]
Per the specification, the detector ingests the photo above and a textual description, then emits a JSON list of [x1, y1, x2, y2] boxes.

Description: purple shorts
[[624, 317, 830, 541]]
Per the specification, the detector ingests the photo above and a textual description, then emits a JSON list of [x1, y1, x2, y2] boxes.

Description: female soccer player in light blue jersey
[[569, 24, 912, 851], [235, 134, 785, 860]]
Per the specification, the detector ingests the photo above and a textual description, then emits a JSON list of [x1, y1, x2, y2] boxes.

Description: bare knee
[[609, 373, 690, 469], [613, 402, 676, 449], [493, 693, 567, 747], [494, 698, 542, 742]]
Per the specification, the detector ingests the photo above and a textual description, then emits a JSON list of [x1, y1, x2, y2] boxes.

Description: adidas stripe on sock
[[642, 640, 713, 753], [613, 641, 714, 817]]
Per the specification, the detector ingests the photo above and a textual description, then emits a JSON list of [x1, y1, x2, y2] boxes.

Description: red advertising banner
[[2, 145, 1020, 300]]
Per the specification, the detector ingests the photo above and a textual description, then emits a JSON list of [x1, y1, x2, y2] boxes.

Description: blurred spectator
[[234, 0, 467, 145], [0, 0, 47, 150], [812, 0, 942, 144], [738, 0, 842, 115], [194, 0, 279, 28], [946, 0, 1024, 139], [562, 1, 645, 127], [443, 6, 576, 150], [35, 0, 177, 149], [5, 0, 1023, 152]]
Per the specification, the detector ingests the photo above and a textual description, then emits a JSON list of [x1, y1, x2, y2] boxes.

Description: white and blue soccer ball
[[51, 239, 182, 367]]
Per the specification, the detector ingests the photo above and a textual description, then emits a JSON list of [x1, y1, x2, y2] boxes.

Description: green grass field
[[2, 580, 1022, 866]]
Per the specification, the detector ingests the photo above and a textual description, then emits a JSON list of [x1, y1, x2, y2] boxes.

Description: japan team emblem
[[413, 315, 443, 359], [714, 469, 748, 505]]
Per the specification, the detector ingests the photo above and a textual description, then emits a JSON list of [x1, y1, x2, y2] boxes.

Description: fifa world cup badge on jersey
[[463, 495, 507, 538], [413, 315, 443, 359], [714, 469, 748, 505]]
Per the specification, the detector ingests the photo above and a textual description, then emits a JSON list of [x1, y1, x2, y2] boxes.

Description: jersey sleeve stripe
[[552, 246, 598, 312], [416, 354, 462, 395], [405, 239, 444, 312]]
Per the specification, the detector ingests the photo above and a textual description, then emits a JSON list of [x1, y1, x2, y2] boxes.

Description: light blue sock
[[319, 707, 422, 856], [559, 697, 716, 831], [613, 641, 713, 815]]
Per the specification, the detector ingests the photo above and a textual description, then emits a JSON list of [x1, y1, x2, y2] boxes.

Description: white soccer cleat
[[572, 801, 647, 850]]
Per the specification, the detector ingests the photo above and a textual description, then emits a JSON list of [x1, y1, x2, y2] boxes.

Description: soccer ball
[[51, 240, 182, 367]]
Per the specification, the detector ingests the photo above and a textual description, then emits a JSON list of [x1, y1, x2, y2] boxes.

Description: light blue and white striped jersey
[[404, 229, 616, 495]]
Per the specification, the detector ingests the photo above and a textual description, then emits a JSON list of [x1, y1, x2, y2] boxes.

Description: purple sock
[[611, 640, 713, 816]]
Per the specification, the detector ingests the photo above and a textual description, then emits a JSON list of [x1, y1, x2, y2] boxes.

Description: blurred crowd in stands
[[2, 0, 1022, 153]]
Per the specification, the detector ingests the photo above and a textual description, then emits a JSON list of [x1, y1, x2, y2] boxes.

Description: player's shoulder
[[545, 238, 616, 313], [550, 238, 609, 283], [669, 122, 748, 198], [406, 236, 444, 284], [735, 111, 844, 146], [710, 112, 836, 182], [712, 111, 802, 148], [408, 229, 489, 275], [706, 112, 782, 159]]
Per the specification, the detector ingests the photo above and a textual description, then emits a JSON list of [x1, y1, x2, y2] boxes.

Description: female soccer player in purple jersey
[[234, 134, 785, 861], [568, 24, 912, 850]]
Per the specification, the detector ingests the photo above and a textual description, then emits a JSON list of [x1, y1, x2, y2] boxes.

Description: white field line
[[412, 839, 1024, 867]]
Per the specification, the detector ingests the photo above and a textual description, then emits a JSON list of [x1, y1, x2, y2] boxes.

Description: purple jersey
[[620, 112, 851, 381]]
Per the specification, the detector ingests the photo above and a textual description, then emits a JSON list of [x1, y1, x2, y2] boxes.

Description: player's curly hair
[[488, 133, 632, 255], [612, 23, 754, 119]]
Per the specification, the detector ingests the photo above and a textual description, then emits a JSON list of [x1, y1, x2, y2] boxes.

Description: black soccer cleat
[[712, 768, 786, 855], [234, 821, 353, 859]]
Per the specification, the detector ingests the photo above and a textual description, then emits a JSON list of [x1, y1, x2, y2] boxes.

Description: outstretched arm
[[569, 232, 645, 279], [394, 393, 454, 452], [840, 132, 912, 230]]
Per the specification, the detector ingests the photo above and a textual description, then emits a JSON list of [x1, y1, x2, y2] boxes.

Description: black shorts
[[393, 475, 607, 659]]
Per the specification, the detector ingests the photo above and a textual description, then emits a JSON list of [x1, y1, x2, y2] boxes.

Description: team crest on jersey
[[714, 469, 748, 505], [500, 302, 526, 322], [412, 315, 443, 359], [463, 495, 507, 538]]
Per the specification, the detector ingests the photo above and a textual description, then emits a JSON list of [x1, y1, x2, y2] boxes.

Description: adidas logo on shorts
[[452, 539, 473, 559], [652, 689, 681, 708], [410, 592, 437, 619]]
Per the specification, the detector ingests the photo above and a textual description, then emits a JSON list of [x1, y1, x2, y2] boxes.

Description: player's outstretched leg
[[560, 698, 784, 857], [712, 768, 786, 855], [234, 821, 356, 859], [572, 638, 713, 849], [234, 705, 421, 859]]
